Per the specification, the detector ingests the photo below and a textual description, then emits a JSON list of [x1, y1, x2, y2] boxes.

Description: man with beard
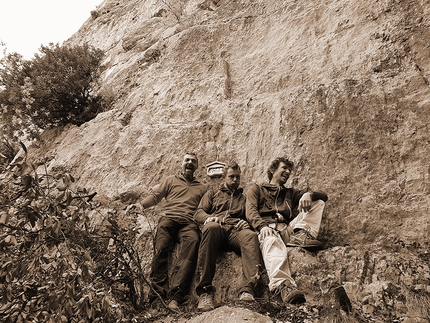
[[193, 163, 262, 312], [246, 156, 328, 305], [140, 153, 207, 312]]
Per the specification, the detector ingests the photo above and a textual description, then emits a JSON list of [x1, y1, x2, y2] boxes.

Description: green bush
[[0, 43, 105, 141], [0, 143, 149, 322]]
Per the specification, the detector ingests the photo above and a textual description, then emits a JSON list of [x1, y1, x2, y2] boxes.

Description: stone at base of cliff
[[186, 306, 272, 323]]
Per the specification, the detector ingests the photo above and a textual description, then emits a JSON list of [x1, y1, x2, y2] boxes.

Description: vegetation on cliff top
[[0, 44, 106, 142]]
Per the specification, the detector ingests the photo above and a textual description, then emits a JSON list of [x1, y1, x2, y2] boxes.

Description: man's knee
[[311, 199, 325, 211], [178, 224, 201, 247], [238, 229, 258, 242], [155, 218, 176, 240], [202, 222, 223, 237], [153, 237, 173, 254]]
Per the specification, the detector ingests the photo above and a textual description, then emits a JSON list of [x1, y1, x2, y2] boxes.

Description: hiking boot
[[197, 293, 214, 312], [286, 229, 322, 248], [238, 291, 255, 301], [168, 299, 180, 312], [280, 283, 306, 304]]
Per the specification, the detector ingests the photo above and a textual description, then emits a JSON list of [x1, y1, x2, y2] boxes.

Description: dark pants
[[195, 222, 262, 297], [150, 216, 200, 302]]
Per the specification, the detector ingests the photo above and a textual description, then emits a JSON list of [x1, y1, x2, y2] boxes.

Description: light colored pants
[[259, 200, 325, 291]]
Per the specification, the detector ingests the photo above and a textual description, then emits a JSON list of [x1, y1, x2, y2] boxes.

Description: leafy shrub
[[0, 139, 19, 171], [0, 143, 151, 322], [0, 43, 105, 141]]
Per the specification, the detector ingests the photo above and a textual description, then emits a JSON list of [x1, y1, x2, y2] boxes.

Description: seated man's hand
[[275, 212, 285, 222], [234, 219, 250, 231], [204, 216, 219, 225], [259, 226, 277, 240], [299, 192, 313, 212]]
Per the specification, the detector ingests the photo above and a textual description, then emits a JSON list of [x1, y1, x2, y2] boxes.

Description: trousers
[[196, 222, 262, 296], [259, 200, 325, 291], [150, 216, 200, 302]]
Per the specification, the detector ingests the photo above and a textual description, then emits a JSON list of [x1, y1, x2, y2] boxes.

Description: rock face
[[31, 0, 430, 321]]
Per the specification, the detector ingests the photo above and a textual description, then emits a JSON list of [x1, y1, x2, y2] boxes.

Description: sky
[[0, 0, 102, 59]]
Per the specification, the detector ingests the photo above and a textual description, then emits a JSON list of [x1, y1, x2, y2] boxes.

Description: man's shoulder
[[192, 178, 207, 188], [218, 185, 244, 196], [161, 174, 179, 184], [249, 182, 262, 189], [246, 182, 263, 195], [190, 177, 208, 194]]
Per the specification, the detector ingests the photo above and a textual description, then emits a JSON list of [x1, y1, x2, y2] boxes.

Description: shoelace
[[200, 294, 212, 306], [272, 286, 282, 296], [293, 226, 314, 241], [302, 228, 314, 240], [273, 282, 297, 296]]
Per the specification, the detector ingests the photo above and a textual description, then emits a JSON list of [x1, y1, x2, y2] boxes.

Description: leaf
[[66, 191, 73, 205], [9, 156, 24, 166], [65, 284, 75, 299], [20, 163, 33, 176], [102, 296, 110, 311], [28, 213, 37, 227], [1, 260, 12, 269], [32, 164, 39, 182], [68, 173, 75, 183], [62, 173, 75, 187], [83, 251, 92, 262], [19, 141, 28, 155], [86, 303, 93, 319], [0, 211, 9, 224], [6, 285, 13, 301], [81, 264, 90, 280], [21, 174, 32, 190], [57, 192, 65, 202], [5, 235, 17, 245], [54, 221, 61, 238]]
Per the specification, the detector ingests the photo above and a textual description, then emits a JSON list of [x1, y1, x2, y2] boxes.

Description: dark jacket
[[194, 184, 246, 226], [246, 182, 328, 232]]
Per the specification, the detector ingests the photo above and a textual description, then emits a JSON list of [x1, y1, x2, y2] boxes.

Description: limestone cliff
[[31, 0, 430, 321]]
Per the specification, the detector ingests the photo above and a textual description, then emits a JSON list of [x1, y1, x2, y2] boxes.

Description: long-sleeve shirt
[[246, 182, 328, 232], [141, 174, 207, 221], [194, 185, 246, 226]]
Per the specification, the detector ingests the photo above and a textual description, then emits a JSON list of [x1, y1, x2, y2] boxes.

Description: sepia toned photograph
[[1, 1, 429, 322]]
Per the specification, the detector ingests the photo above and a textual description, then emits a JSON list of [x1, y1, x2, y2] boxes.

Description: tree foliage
[[0, 43, 105, 141], [0, 143, 152, 323], [0, 139, 19, 172]]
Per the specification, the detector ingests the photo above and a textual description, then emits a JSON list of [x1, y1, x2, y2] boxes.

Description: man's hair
[[267, 157, 294, 180], [223, 162, 241, 177]]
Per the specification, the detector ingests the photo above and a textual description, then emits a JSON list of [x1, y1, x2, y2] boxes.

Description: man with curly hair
[[246, 156, 328, 305]]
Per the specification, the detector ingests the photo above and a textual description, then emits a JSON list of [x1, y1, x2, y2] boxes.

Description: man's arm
[[298, 190, 328, 212], [245, 184, 267, 232], [194, 190, 215, 224], [140, 177, 172, 209], [310, 191, 328, 202]]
